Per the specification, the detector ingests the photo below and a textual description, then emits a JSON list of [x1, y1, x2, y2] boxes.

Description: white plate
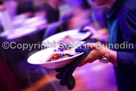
[[27, 42, 84, 69], [42, 29, 91, 47]]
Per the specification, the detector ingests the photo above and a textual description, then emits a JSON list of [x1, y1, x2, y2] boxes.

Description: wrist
[[99, 48, 110, 63], [109, 50, 117, 66]]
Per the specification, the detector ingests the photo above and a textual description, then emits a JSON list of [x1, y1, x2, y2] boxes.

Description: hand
[[84, 26, 100, 38], [78, 43, 109, 66], [55, 39, 98, 90], [83, 26, 108, 43]]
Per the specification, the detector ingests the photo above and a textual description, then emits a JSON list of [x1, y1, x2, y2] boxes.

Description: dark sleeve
[[117, 9, 136, 75], [17, 1, 34, 15]]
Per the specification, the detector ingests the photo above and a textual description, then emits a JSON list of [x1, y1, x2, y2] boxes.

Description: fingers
[[86, 42, 104, 50], [78, 43, 103, 67], [84, 26, 97, 34], [77, 44, 97, 67], [84, 43, 97, 49], [78, 62, 88, 67], [78, 55, 93, 67], [78, 62, 86, 67]]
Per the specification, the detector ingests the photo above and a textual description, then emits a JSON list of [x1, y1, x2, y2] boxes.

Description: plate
[[27, 42, 84, 69], [42, 29, 91, 47], [7, 27, 37, 39]]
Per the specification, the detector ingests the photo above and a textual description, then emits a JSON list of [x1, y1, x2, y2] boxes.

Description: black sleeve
[[117, 8, 136, 75]]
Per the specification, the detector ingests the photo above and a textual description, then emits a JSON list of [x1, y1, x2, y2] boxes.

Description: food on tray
[[47, 46, 77, 62], [47, 53, 74, 62], [47, 40, 81, 62], [57, 35, 81, 44], [63, 35, 80, 42]]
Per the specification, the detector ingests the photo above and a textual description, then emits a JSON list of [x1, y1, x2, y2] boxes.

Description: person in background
[[0, 2, 18, 90], [0, 0, 5, 32], [16, 0, 34, 17], [80, 0, 92, 10], [43, 0, 73, 38], [81, 0, 136, 91], [43, 0, 62, 23]]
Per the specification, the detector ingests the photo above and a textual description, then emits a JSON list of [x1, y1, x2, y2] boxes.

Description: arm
[[80, 9, 136, 75], [78, 44, 118, 66], [109, 49, 117, 66], [115, 9, 136, 75]]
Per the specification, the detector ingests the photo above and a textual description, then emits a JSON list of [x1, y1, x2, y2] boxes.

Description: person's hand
[[78, 43, 109, 66], [83, 26, 108, 43], [83, 26, 99, 38]]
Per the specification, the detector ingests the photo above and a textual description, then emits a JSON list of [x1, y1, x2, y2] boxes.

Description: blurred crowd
[[0, 0, 108, 33]]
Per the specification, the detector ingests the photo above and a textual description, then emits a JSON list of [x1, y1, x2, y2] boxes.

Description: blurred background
[[0, 0, 117, 91]]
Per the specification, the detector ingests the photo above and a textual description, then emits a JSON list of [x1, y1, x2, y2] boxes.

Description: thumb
[[86, 43, 99, 49], [84, 26, 97, 34]]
